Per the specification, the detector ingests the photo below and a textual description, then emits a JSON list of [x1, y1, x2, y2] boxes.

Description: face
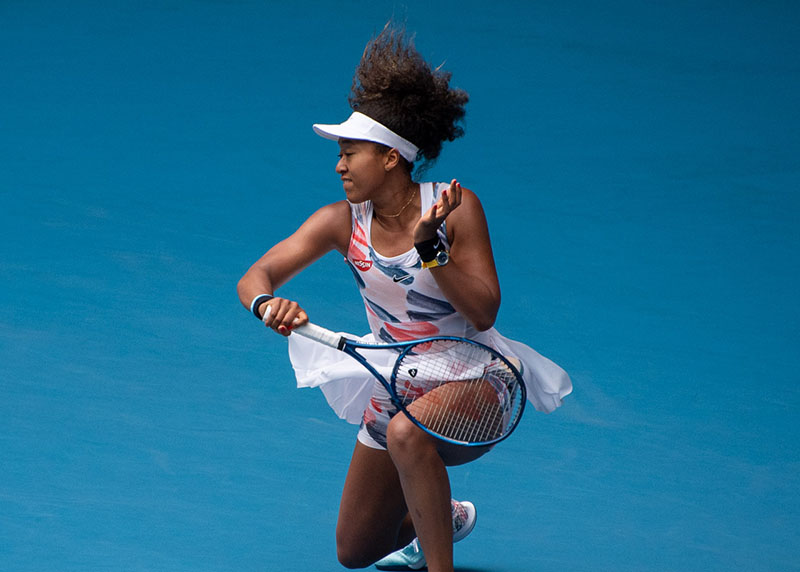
[[335, 139, 391, 202]]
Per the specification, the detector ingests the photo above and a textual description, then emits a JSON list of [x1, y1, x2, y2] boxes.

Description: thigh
[[408, 379, 506, 445], [336, 441, 409, 560]]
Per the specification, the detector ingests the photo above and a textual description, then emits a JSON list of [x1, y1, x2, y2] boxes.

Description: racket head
[[390, 337, 527, 446]]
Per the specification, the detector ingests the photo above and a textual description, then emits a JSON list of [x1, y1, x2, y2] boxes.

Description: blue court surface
[[2, 2, 799, 571]]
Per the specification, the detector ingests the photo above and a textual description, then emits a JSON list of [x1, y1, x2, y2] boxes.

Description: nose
[[336, 156, 346, 174]]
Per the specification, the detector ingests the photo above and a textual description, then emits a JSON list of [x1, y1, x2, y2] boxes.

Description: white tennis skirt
[[287, 327, 573, 426]]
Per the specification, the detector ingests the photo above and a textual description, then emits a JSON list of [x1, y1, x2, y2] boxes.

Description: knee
[[336, 542, 369, 569], [337, 549, 371, 570], [336, 528, 380, 569], [386, 414, 436, 463], [337, 544, 386, 569]]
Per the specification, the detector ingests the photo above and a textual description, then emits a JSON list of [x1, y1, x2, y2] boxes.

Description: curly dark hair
[[348, 24, 469, 170]]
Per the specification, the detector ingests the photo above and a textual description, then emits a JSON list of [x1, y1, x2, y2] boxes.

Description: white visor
[[313, 112, 419, 162]]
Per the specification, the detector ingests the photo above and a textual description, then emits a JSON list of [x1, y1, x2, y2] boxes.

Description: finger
[[281, 311, 308, 336], [421, 203, 439, 226], [262, 302, 277, 329], [279, 306, 304, 334], [438, 192, 455, 217], [440, 181, 462, 212], [446, 179, 462, 209], [274, 301, 302, 335], [292, 310, 308, 329], [439, 190, 449, 211], [452, 180, 463, 205], [263, 298, 293, 333]]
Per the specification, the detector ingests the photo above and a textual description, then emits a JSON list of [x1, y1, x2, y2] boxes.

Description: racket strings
[[394, 340, 524, 444]]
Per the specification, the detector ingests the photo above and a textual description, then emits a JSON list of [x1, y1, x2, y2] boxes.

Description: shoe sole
[[374, 564, 426, 571]]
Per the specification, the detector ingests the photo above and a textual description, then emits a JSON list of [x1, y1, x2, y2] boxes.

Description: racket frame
[[293, 321, 527, 447]]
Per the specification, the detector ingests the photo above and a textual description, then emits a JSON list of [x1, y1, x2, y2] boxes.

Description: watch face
[[436, 250, 450, 266]]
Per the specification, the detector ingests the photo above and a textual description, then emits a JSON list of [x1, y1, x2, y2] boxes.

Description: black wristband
[[414, 236, 442, 263], [250, 294, 274, 320]]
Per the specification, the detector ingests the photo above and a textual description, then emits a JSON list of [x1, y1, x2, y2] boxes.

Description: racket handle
[[261, 304, 344, 349], [292, 322, 345, 350]]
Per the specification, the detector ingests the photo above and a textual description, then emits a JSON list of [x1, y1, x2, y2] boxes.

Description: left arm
[[414, 180, 501, 331]]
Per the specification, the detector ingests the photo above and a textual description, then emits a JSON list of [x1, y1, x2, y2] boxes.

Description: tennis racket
[[289, 320, 527, 447]]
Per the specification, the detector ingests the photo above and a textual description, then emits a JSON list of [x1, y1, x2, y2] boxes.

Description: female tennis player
[[238, 25, 572, 572]]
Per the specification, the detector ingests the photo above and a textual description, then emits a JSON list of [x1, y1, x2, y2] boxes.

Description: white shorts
[[355, 376, 398, 450]]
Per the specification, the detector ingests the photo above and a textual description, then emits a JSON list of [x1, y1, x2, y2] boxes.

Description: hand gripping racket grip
[[292, 322, 346, 350], [261, 304, 345, 350]]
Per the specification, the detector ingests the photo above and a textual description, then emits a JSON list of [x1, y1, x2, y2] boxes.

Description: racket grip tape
[[292, 322, 346, 349]]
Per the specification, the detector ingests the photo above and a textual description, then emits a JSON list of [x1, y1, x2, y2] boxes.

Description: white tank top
[[345, 182, 478, 343]]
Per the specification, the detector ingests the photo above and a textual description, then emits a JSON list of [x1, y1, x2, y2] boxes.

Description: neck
[[373, 177, 419, 222]]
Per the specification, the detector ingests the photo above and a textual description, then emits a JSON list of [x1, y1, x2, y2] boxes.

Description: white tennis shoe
[[374, 500, 476, 570], [452, 499, 477, 542]]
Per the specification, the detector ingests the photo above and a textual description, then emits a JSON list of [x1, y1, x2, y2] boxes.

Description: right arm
[[237, 200, 351, 335]]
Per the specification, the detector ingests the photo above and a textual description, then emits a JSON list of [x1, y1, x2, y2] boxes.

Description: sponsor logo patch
[[352, 258, 373, 271]]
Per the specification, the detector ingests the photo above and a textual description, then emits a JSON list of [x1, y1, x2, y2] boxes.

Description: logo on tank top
[[352, 258, 373, 271]]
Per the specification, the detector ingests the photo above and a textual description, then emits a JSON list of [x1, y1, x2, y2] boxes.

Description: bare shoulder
[[448, 184, 489, 232], [299, 199, 352, 253], [458, 185, 486, 212], [310, 199, 351, 222]]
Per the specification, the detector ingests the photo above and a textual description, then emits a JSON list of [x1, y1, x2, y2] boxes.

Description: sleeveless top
[[287, 182, 572, 436], [345, 182, 476, 343]]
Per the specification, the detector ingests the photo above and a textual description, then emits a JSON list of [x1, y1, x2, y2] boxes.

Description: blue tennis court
[[2, 1, 798, 570]]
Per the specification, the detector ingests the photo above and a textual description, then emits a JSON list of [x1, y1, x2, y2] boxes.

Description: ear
[[383, 147, 402, 171]]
